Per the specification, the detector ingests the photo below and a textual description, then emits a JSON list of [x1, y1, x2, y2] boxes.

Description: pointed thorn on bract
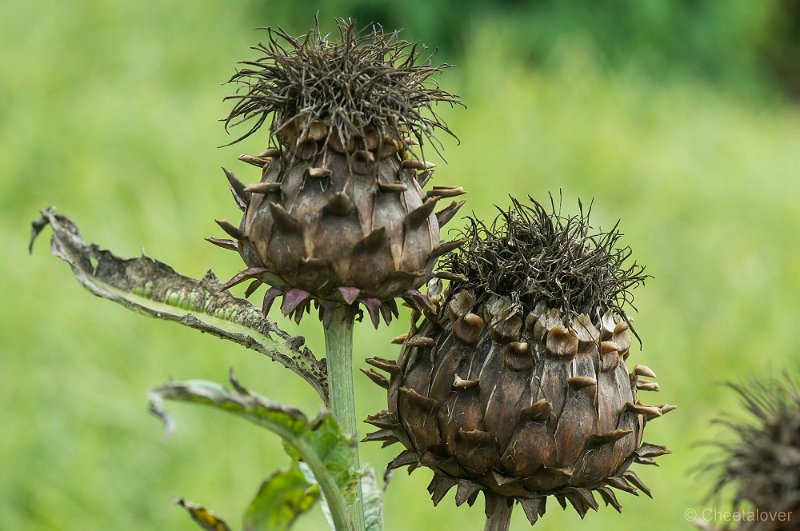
[[568, 376, 598, 389], [659, 403, 678, 415], [626, 402, 663, 419], [605, 476, 638, 496], [324, 192, 354, 217], [431, 238, 467, 258], [307, 167, 332, 178], [363, 298, 381, 328], [244, 279, 262, 298], [428, 475, 457, 506], [364, 411, 397, 428], [292, 300, 309, 324], [238, 154, 271, 168], [401, 159, 435, 170], [261, 287, 283, 315], [455, 480, 482, 507], [361, 428, 397, 443], [391, 333, 409, 344], [354, 227, 388, 255], [519, 497, 546, 525], [436, 200, 465, 227], [380, 301, 395, 326], [623, 470, 652, 498], [405, 335, 436, 348], [361, 368, 390, 389], [321, 301, 338, 328], [222, 167, 249, 200], [596, 486, 622, 513], [244, 182, 281, 194], [416, 170, 434, 188], [344, 303, 362, 323], [634, 364, 657, 378], [205, 237, 238, 252], [338, 287, 360, 305], [259, 147, 281, 158], [432, 270, 468, 283], [387, 449, 419, 471], [215, 219, 244, 240], [378, 182, 407, 193], [230, 189, 247, 212], [268, 202, 300, 233], [221, 267, 268, 291], [426, 186, 466, 200], [353, 149, 375, 163], [366, 357, 400, 375], [405, 198, 439, 228], [281, 288, 311, 315]]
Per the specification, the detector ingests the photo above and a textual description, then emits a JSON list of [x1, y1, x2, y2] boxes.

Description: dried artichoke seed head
[[209, 19, 465, 326], [705, 376, 800, 530], [364, 196, 675, 524]]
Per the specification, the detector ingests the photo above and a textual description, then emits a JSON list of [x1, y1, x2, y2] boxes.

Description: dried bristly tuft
[[703, 374, 800, 519], [223, 17, 461, 158], [442, 194, 648, 325]]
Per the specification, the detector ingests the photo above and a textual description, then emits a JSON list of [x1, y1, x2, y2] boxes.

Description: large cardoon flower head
[[209, 18, 464, 326], [701, 375, 800, 531], [364, 196, 675, 524]]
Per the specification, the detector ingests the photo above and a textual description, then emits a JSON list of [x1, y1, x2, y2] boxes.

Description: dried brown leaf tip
[[223, 17, 461, 157], [443, 194, 648, 326], [703, 375, 800, 530]]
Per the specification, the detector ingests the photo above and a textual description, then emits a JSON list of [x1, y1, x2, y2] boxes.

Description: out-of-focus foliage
[[257, 0, 799, 99], [2, 1, 799, 530]]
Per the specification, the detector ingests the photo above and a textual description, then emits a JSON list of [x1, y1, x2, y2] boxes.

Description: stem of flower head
[[484, 496, 513, 531], [324, 306, 365, 531]]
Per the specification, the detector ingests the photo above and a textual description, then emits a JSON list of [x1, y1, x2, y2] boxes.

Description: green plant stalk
[[324, 306, 365, 531]]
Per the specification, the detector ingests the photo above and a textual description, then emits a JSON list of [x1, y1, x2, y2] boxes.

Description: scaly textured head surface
[[364, 195, 673, 524], [210, 19, 464, 326]]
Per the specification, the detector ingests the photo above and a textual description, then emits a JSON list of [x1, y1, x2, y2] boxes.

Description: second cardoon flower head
[[210, 19, 465, 326], [701, 375, 800, 531], [365, 196, 675, 525]]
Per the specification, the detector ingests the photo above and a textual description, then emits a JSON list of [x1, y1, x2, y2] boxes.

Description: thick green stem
[[324, 307, 365, 531]]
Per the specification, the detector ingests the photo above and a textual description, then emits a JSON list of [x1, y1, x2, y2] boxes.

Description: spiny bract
[[210, 19, 464, 326], [364, 197, 675, 524], [700, 375, 800, 531]]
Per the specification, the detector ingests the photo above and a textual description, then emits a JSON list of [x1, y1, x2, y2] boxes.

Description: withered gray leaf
[[29, 207, 327, 402]]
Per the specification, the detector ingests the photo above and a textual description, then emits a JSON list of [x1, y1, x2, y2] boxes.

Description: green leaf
[[298, 464, 383, 531], [149, 372, 358, 531], [175, 498, 232, 531], [360, 468, 383, 531], [243, 466, 320, 531], [29, 207, 327, 402]]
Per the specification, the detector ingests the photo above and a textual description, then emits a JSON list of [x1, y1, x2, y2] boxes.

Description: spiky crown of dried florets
[[442, 195, 648, 321], [223, 18, 461, 154], [705, 375, 800, 517]]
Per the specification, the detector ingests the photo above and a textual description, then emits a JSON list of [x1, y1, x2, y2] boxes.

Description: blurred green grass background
[[2, 1, 799, 529]]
